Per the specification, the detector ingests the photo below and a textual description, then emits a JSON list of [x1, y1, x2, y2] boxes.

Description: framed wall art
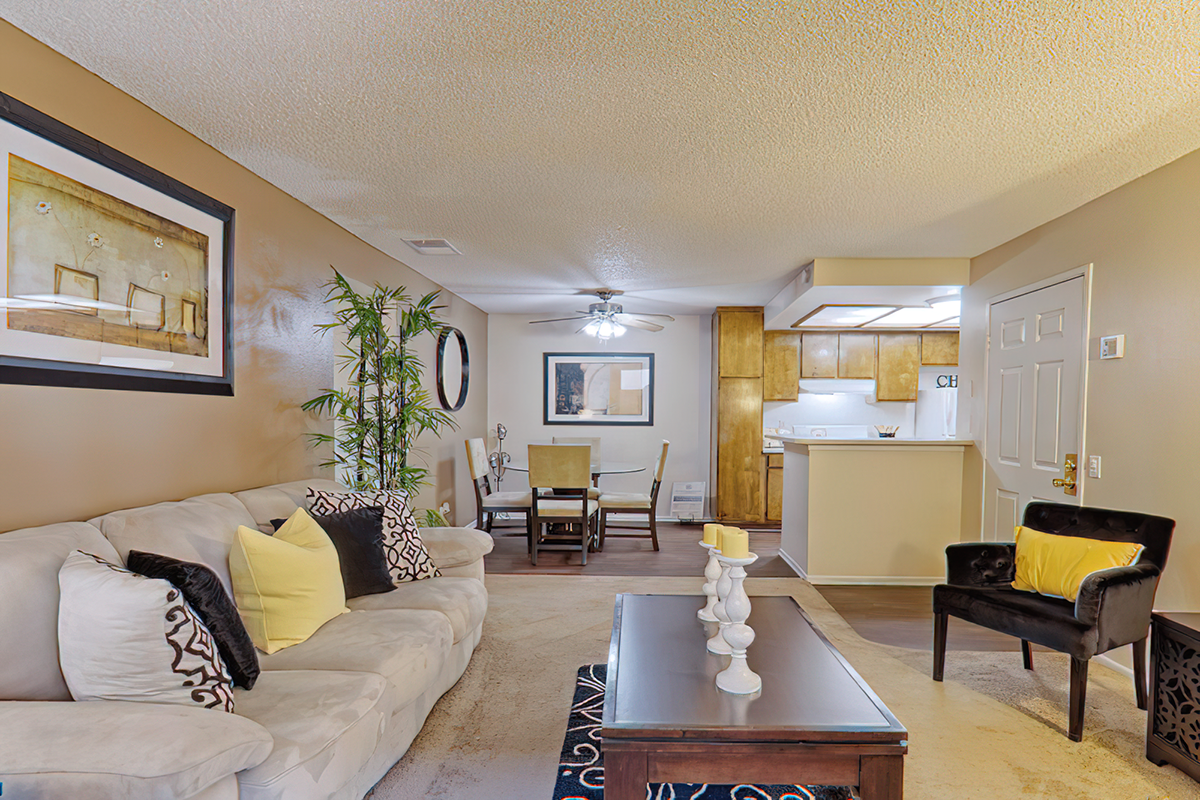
[[543, 352, 654, 426], [0, 91, 234, 394]]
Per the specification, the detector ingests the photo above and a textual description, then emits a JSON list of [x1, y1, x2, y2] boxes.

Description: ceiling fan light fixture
[[583, 320, 601, 337]]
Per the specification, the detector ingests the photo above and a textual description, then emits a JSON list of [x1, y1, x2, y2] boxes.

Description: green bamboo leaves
[[303, 269, 458, 495]]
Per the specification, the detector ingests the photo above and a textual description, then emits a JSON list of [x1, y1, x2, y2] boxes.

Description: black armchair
[[932, 502, 1175, 741]]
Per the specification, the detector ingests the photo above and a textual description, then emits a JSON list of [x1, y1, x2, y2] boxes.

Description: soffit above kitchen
[[4, 4, 1199, 314]]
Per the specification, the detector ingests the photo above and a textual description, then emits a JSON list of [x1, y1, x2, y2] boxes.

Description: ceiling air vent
[[403, 238, 461, 256]]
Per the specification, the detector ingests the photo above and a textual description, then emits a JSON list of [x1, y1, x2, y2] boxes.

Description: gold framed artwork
[[0, 91, 233, 394], [543, 352, 654, 426]]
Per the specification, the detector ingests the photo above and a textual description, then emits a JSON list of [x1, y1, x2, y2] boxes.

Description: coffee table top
[[602, 594, 906, 742]]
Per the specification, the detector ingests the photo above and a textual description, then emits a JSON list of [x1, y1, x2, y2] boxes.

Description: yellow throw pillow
[[229, 508, 348, 654], [1011, 525, 1144, 602]]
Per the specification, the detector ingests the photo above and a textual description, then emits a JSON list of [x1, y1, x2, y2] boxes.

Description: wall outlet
[[1088, 455, 1102, 479], [1099, 334, 1125, 359]]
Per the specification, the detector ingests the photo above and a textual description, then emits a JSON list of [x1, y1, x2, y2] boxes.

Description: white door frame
[[981, 265, 1093, 538]]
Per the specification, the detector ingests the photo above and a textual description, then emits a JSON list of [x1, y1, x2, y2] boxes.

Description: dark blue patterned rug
[[554, 665, 854, 800]]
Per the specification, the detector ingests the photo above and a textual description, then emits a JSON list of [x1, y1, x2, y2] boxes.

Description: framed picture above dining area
[[543, 352, 654, 426]]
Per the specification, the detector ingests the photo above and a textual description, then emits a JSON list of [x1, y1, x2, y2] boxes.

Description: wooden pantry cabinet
[[715, 308, 764, 522]]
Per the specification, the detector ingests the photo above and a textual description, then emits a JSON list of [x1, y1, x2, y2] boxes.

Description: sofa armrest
[[420, 526, 494, 581], [0, 699, 272, 799], [1075, 563, 1160, 648], [945, 542, 1016, 587]]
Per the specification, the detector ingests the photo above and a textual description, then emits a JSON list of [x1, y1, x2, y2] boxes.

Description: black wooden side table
[[1147, 612, 1200, 783]]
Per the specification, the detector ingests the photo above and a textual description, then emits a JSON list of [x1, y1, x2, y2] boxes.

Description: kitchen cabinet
[[921, 332, 959, 366], [800, 333, 838, 378], [838, 333, 877, 378], [715, 308, 764, 522], [763, 331, 800, 401], [876, 333, 920, 401], [718, 308, 764, 378], [764, 452, 783, 522]]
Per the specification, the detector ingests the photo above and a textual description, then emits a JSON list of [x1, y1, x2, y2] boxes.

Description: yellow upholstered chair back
[[528, 444, 591, 490], [551, 436, 601, 469], [465, 438, 489, 481]]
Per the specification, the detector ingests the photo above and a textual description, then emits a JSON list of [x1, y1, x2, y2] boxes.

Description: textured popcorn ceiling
[[6, 1, 1200, 314]]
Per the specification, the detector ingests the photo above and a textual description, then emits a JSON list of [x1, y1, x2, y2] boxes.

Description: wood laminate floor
[[482, 520, 795, 577]]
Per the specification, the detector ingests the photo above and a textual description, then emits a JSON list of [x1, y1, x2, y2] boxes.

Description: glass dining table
[[502, 459, 645, 487]]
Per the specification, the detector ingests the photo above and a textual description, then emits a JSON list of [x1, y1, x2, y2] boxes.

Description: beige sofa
[[0, 478, 493, 800]]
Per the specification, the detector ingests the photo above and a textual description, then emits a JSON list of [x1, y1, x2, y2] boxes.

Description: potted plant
[[303, 269, 457, 500]]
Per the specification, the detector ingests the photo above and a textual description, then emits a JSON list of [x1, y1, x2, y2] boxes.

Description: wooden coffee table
[[601, 594, 907, 799]]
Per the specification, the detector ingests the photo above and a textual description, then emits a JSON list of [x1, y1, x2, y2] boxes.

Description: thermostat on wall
[[1099, 334, 1125, 360]]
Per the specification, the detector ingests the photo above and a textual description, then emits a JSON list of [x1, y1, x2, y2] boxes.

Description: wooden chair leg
[[530, 521, 539, 566], [484, 512, 493, 534], [1021, 640, 1034, 670], [1068, 657, 1088, 741], [579, 519, 588, 566], [525, 513, 533, 555], [932, 610, 948, 681], [598, 510, 606, 551], [1133, 637, 1148, 710], [649, 512, 659, 551]]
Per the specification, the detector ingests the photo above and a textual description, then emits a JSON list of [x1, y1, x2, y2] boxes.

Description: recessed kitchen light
[[402, 238, 461, 256]]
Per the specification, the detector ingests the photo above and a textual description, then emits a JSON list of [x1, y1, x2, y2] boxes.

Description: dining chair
[[528, 444, 599, 565], [597, 440, 669, 552], [465, 438, 532, 545], [552, 436, 602, 497]]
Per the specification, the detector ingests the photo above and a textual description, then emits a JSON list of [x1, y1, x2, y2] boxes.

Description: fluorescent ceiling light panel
[[402, 238, 461, 256], [796, 305, 897, 327], [863, 307, 957, 328], [926, 316, 960, 328]]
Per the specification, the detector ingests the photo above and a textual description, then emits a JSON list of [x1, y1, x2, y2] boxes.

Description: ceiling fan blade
[[617, 317, 664, 332], [529, 316, 587, 324], [622, 312, 675, 321]]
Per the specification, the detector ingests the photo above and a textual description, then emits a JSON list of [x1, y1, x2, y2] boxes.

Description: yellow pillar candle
[[720, 526, 750, 559], [703, 523, 722, 546]]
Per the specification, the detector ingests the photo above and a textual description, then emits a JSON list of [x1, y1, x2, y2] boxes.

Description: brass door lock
[[1052, 454, 1078, 496]]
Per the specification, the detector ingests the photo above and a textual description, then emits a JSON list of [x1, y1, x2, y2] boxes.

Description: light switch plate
[[1088, 455, 1101, 479], [1100, 334, 1125, 359]]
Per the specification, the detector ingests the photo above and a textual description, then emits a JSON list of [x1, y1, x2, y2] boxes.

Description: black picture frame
[[0, 91, 234, 395], [543, 352, 654, 426]]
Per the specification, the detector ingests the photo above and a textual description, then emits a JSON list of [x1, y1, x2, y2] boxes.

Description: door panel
[[984, 276, 1085, 540]]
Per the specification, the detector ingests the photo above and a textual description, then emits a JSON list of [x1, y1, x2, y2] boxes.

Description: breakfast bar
[[777, 437, 974, 584]]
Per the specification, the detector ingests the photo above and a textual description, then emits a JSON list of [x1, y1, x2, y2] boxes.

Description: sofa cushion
[[58, 550, 235, 712], [933, 583, 1097, 659], [127, 550, 261, 690], [309, 488, 441, 584], [348, 577, 488, 644], [0, 698, 272, 799], [232, 479, 347, 534], [257, 608, 452, 711], [233, 669, 395, 800], [418, 526, 494, 569], [270, 507, 395, 599], [89, 493, 258, 598], [230, 512, 349, 654], [0, 521, 120, 701]]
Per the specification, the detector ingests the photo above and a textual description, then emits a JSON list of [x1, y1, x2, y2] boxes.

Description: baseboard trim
[[808, 575, 942, 586], [777, 548, 808, 580], [1094, 652, 1135, 680]]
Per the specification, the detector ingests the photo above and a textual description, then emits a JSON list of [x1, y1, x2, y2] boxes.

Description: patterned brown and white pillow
[[307, 488, 441, 583], [57, 550, 235, 712]]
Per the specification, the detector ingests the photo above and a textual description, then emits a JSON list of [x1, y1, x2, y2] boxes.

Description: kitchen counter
[[779, 438, 973, 584]]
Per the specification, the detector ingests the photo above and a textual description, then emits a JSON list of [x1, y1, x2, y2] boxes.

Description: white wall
[[486, 314, 712, 513], [765, 396, 914, 436]]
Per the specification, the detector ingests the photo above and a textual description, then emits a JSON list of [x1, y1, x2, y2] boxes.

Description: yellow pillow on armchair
[[1011, 525, 1144, 602], [229, 508, 348, 654]]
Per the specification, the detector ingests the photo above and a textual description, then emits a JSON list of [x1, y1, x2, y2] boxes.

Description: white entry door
[[984, 275, 1087, 540]]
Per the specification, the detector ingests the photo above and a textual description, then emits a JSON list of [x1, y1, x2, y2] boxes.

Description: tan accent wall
[[962, 145, 1200, 614], [0, 23, 488, 531]]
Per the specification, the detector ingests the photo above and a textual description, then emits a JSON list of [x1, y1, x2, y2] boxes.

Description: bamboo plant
[[303, 269, 457, 496]]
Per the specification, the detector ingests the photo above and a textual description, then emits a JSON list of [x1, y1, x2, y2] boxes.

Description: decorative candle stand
[[697, 541, 721, 622], [705, 558, 735, 655], [714, 552, 761, 695]]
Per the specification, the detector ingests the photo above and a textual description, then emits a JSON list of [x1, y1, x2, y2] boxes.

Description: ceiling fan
[[529, 290, 675, 340]]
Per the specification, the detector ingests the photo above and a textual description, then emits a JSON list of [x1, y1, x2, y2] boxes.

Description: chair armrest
[[945, 542, 1016, 586], [1074, 563, 1160, 647]]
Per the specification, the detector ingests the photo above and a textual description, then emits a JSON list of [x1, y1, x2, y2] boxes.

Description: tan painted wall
[[0, 23, 488, 531], [961, 146, 1200, 614]]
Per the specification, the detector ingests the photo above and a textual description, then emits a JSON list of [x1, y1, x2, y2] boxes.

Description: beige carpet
[[367, 576, 1196, 799]]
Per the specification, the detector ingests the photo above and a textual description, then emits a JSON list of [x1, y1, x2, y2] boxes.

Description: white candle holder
[[697, 541, 721, 622], [705, 557, 735, 655], [714, 552, 761, 695]]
